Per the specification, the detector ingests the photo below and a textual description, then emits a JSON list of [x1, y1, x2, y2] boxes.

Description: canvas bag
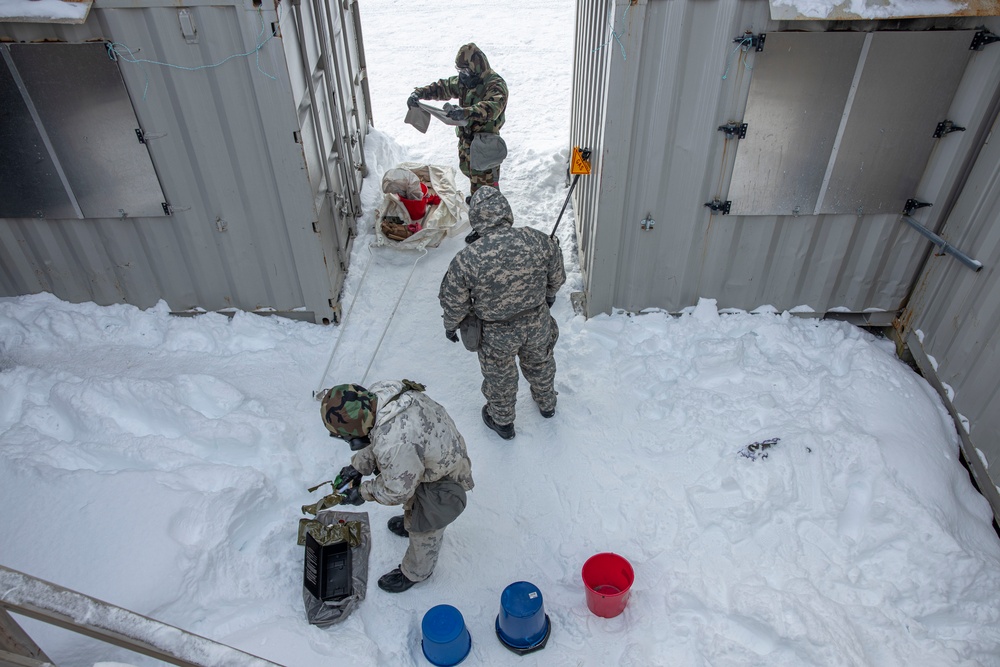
[[408, 480, 468, 533], [470, 133, 507, 171], [458, 312, 481, 352]]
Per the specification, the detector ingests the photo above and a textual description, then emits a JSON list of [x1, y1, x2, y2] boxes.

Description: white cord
[[361, 247, 429, 385], [313, 244, 376, 399]]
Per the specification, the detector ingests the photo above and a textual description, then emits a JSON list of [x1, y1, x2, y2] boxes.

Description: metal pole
[[901, 216, 983, 272], [550, 175, 581, 240]]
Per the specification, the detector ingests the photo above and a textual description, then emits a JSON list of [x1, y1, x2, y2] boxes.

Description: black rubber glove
[[445, 329, 459, 343], [407, 93, 420, 108], [338, 464, 362, 486], [546, 295, 556, 308], [446, 107, 468, 121], [341, 487, 364, 506]]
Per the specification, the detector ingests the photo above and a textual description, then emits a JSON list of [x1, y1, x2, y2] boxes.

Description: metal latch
[[718, 122, 747, 140], [640, 214, 655, 231], [733, 32, 766, 52]]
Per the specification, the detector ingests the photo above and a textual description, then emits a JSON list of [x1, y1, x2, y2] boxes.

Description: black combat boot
[[387, 515, 409, 537], [482, 405, 515, 440], [378, 567, 419, 593], [540, 406, 555, 418]]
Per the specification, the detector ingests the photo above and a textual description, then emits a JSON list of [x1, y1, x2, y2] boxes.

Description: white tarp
[[373, 162, 468, 250]]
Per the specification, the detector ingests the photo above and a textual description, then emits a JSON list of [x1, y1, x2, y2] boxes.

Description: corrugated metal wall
[[902, 85, 1000, 520], [571, 0, 1000, 323], [0, 0, 370, 323]]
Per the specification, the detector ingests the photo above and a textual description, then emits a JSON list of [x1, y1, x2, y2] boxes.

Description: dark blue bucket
[[495, 581, 551, 655], [421, 604, 471, 666]]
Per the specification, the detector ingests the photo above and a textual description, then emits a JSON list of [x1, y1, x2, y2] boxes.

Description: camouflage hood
[[455, 43, 492, 76], [468, 186, 513, 235]]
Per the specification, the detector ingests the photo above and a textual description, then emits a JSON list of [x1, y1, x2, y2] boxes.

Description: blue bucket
[[421, 604, 472, 666], [495, 581, 551, 655]]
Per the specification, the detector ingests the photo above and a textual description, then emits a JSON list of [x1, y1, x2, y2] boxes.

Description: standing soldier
[[321, 380, 474, 593], [407, 43, 508, 243], [439, 186, 566, 440]]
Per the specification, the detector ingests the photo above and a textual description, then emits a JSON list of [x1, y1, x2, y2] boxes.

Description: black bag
[[299, 510, 371, 627], [458, 312, 481, 352]]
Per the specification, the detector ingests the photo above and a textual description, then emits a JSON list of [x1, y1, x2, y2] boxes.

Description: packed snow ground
[[2, 0, 1000, 666]]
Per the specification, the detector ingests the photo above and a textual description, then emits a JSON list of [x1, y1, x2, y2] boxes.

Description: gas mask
[[457, 68, 481, 88]]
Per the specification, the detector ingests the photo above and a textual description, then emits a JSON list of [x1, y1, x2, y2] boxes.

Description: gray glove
[[445, 329, 459, 343], [407, 93, 420, 108]]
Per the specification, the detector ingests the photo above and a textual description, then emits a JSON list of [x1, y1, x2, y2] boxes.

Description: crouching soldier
[[320, 380, 474, 593]]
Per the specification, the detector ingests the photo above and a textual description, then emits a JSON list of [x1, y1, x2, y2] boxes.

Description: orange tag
[[570, 146, 592, 175]]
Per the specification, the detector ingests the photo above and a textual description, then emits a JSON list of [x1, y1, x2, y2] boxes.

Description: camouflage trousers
[[400, 526, 446, 582], [458, 137, 500, 193], [478, 305, 559, 426]]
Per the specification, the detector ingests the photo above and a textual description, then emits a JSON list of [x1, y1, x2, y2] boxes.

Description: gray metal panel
[[571, 0, 999, 321], [821, 30, 973, 215], [6, 42, 167, 219], [0, 52, 76, 219], [902, 38, 1000, 523], [729, 32, 865, 216], [0, 0, 370, 324]]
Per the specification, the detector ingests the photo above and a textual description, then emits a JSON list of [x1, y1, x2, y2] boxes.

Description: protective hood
[[455, 43, 491, 76], [468, 186, 513, 234]]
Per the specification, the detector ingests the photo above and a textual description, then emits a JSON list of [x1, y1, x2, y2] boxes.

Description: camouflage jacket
[[439, 187, 566, 330], [413, 45, 507, 138], [351, 380, 474, 506]]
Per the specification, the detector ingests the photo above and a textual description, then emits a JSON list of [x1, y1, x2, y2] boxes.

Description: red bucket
[[581, 552, 633, 618], [399, 182, 428, 221]]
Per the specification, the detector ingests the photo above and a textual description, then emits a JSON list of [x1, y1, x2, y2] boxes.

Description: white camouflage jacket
[[350, 380, 474, 505]]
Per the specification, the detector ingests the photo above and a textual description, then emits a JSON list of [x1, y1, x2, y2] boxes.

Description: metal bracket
[[970, 30, 999, 51], [135, 128, 145, 144], [903, 199, 932, 216], [718, 122, 747, 140], [640, 214, 655, 231], [734, 32, 765, 52], [178, 9, 198, 44], [162, 202, 172, 216], [705, 199, 731, 215], [933, 120, 966, 138]]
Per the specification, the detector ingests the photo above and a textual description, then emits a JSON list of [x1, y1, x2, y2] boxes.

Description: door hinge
[[705, 199, 731, 215], [734, 32, 766, 52], [718, 122, 747, 140], [970, 30, 999, 51], [933, 120, 966, 138]]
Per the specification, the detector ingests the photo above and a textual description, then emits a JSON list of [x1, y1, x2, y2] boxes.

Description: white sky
[[1, 0, 999, 666]]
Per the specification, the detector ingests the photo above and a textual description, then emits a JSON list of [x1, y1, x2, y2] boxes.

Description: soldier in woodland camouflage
[[438, 187, 566, 440], [321, 381, 474, 593], [407, 43, 507, 199]]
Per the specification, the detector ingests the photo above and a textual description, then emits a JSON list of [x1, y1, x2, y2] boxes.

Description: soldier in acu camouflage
[[407, 43, 507, 197], [321, 380, 474, 593], [438, 186, 566, 440]]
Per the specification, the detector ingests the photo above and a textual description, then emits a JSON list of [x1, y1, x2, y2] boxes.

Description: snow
[[2, 0, 1000, 665], [0, 0, 90, 23], [769, 0, 970, 19]]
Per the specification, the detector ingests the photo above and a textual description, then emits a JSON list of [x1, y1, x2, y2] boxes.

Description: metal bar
[[1, 45, 84, 219], [0, 566, 281, 667], [901, 215, 983, 272], [550, 174, 581, 239], [344, 0, 374, 130], [314, 0, 360, 216]]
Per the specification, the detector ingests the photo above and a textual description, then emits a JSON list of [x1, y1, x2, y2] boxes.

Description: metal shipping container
[[571, 0, 1000, 520], [0, 0, 372, 324]]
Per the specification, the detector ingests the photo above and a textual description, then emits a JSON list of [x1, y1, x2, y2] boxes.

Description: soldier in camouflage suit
[[438, 186, 566, 440], [408, 43, 507, 235], [321, 380, 474, 593]]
